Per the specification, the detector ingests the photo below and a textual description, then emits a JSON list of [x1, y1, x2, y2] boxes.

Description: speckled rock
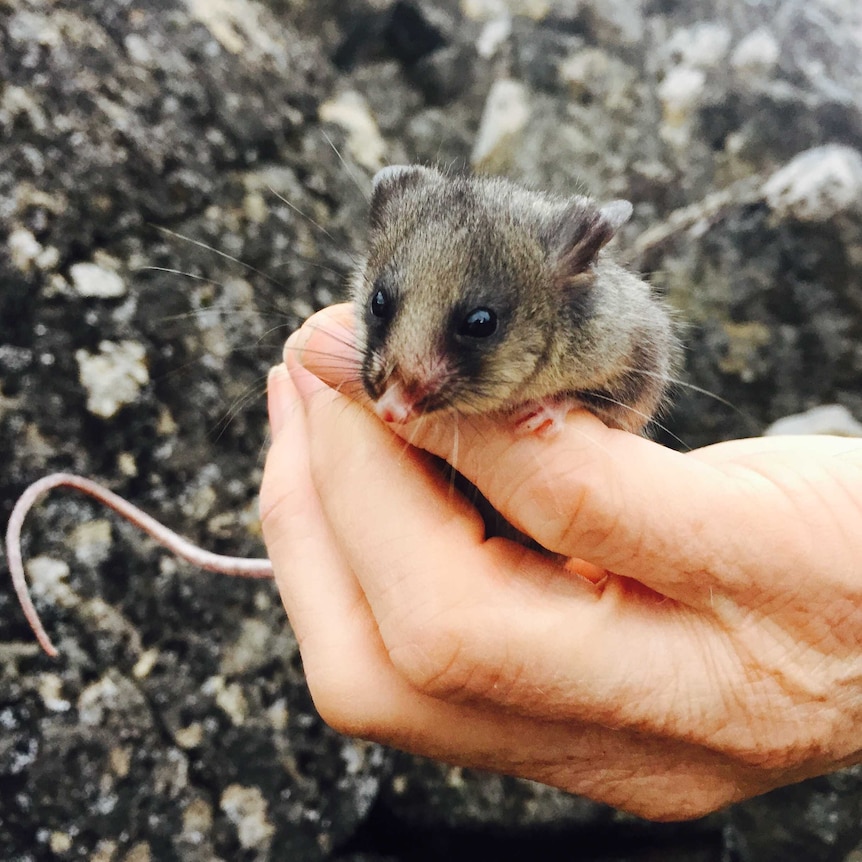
[[727, 768, 862, 862], [1, 1, 384, 859], [2, 0, 862, 859], [763, 144, 862, 222]]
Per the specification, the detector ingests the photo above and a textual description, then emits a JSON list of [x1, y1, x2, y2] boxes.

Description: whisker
[[135, 265, 222, 284], [268, 256, 347, 279], [448, 417, 461, 503], [152, 225, 291, 292], [281, 345, 364, 372], [302, 319, 363, 352], [266, 187, 338, 244], [616, 362, 755, 424], [585, 391, 691, 450], [320, 128, 370, 203], [151, 308, 294, 329], [135, 266, 299, 329], [210, 377, 270, 441]]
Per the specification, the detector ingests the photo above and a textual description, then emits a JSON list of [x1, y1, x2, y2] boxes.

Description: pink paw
[[512, 401, 570, 437]]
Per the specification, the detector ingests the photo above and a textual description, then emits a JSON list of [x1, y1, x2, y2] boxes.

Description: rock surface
[[1, 0, 862, 860]]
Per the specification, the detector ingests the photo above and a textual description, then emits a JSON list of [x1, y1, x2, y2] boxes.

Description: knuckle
[[304, 662, 387, 739], [512, 457, 616, 556], [386, 610, 524, 706], [387, 618, 474, 699]]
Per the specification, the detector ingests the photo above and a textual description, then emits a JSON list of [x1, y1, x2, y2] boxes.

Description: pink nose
[[374, 381, 417, 424]]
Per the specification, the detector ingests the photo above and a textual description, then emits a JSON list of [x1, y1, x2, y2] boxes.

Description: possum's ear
[[548, 198, 633, 277], [599, 199, 633, 233], [369, 165, 437, 229]]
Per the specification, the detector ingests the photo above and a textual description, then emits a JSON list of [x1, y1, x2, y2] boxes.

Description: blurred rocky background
[[2, 0, 862, 859]]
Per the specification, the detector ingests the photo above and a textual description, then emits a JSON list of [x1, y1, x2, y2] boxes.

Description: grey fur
[[354, 166, 679, 434]]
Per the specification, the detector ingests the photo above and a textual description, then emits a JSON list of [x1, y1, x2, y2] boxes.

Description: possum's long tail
[[5, 473, 273, 658]]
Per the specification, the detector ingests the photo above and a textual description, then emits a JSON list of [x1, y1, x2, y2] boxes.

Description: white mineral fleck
[[319, 90, 386, 173], [462, 0, 504, 17], [175, 722, 204, 749], [110, 746, 132, 778], [266, 698, 288, 732], [560, 47, 605, 87], [26, 555, 77, 608], [462, 0, 548, 20], [222, 618, 272, 676], [220, 785, 275, 851], [764, 404, 862, 437], [763, 145, 862, 221], [37, 245, 60, 270], [476, 16, 511, 58], [9, 228, 42, 272], [75, 340, 149, 418], [203, 676, 249, 726], [38, 674, 72, 713], [731, 28, 780, 74], [132, 647, 160, 679], [471, 78, 530, 170], [1, 84, 49, 132], [581, 0, 644, 45], [50, 833, 73, 854], [666, 22, 731, 69], [243, 189, 268, 224], [186, 0, 292, 69], [78, 674, 122, 726], [658, 66, 707, 120], [124, 33, 154, 66], [122, 842, 152, 862], [69, 261, 126, 297], [70, 519, 112, 567], [90, 840, 119, 862], [117, 451, 138, 477], [182, 797, 213, 837]]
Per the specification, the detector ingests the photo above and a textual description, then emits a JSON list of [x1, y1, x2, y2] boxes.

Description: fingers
[[284, 354, 742, 735], [261, 365, 766, 819]]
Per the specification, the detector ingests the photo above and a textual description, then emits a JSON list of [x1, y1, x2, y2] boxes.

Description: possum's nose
[[374, 379, 420, 423], [374, 376, 441, 423]]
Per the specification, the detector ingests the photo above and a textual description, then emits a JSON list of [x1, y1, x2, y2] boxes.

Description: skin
[[260, 302, 862, 821]]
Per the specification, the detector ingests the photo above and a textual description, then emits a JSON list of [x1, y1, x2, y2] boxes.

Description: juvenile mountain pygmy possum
[[6, 164, 679, 657]]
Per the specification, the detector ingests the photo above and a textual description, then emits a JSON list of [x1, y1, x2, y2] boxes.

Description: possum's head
[[352, 165, 631, 424]]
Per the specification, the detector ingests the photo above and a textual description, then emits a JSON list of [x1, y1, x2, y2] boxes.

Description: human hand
[[259, 303, 862, 820]]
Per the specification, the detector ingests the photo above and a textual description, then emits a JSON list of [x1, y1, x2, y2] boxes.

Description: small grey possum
[[354, 165, 678, 435], [6, 166, 678, 657]]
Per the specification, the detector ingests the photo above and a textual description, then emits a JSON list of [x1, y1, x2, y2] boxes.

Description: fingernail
[[267, 364, 296, 438], [284, 319, 355, 371]]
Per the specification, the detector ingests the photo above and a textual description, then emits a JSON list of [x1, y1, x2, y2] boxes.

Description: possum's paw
[[512, 400, 571, 437]]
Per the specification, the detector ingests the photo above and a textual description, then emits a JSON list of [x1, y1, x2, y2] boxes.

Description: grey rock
[[764, 404, 862, 437], [763, 144, 862, 222], [470, 78, 531, 170], [2, 0, 862, 859], [728, 768, 862, 862]]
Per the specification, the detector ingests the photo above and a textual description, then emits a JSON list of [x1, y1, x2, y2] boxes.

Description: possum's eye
[[370, 287, 393, 320], [458, 307, 497, 338]]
